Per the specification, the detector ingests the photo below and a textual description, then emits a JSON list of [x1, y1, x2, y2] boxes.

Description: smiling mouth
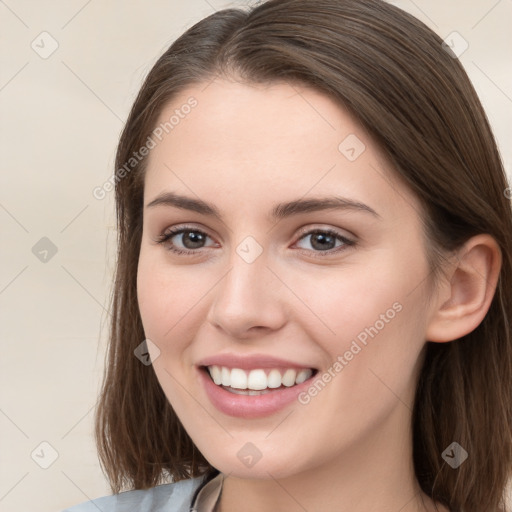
[[201, 365, 318, 395]]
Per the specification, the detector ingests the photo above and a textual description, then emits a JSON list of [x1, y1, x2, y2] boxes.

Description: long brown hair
[[95, 1, 512, 510]]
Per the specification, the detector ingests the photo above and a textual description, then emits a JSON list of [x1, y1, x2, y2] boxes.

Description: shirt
[[62, 473, 224, 512]]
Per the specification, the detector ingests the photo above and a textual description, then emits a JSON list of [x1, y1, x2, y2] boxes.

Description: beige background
[[0, 1, 511, 511]]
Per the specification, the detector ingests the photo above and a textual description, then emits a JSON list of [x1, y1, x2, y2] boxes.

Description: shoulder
[[62, 476, 206, 512]]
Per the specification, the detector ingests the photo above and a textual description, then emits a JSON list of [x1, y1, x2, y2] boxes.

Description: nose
[[206, 247, 287, 339]]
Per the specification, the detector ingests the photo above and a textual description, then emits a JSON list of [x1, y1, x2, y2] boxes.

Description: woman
[[64, 0, 512, 510]]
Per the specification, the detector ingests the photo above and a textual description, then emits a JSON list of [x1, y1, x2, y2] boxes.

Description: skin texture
[[136, 79, 500, 512]]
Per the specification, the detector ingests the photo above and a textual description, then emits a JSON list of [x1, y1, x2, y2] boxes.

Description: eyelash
[[154, 224, 356, 258]]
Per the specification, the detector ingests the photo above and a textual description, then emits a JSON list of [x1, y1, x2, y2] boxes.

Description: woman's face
[[137, 79, 439, 479]]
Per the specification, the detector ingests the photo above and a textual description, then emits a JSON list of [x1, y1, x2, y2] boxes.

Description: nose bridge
[[207, 236, 286, 336], [227, 241, 268, 298]]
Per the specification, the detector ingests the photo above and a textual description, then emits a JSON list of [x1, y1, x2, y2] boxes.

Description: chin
[[200, 445, 311, 480]]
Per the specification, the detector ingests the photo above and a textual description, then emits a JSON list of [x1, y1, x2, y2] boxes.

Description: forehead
[[143, 79, 420, 221], [151, 79, 355, 162]]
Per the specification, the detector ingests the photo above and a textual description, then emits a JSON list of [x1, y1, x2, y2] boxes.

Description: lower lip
[[198, 368, 315, 418]]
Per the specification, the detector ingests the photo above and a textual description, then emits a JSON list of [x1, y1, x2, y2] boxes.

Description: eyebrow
[[145, 191, 380, 220]]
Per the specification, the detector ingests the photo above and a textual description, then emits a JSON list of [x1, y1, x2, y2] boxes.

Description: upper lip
[[198, 353, 316, 371]]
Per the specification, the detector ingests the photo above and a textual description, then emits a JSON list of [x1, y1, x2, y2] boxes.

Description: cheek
[[137, 252, 191, 349], [284, 256, 415, 347], [293, 249, 429, 388], [317, 275, 428, 421], [137, 260, 171, 342], [136, 250, 218, 365], [136, 255, 203, 408]]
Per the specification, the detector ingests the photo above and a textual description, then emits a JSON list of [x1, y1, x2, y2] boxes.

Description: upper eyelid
[[162, 224, 217, 242], [295, 224, 355, 240]]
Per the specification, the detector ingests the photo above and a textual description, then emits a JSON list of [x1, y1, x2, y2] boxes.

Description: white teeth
[[281, 369, 297, 387], [206, 366, 314, 390], [230, 368, 248, 389], [267, 369, 282, 388], [247, 369, 268, 390], [221, 367, 230, 386], [210, 365, 222, 385], [296, 369, 312, 384]]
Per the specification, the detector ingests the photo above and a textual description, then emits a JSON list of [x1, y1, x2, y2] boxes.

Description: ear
[[426, 234, 502, 343]]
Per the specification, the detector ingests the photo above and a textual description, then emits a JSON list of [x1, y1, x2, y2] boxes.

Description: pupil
[[183, 231, 205, 249], [311, 233, 334, 251]]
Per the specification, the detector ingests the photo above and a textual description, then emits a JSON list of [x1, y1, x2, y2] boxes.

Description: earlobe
[[425, 234, 502, 343]]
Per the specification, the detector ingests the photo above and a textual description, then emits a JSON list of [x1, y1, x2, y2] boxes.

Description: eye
[[154, 226, 217, 255], [154, 225, 356, 258], [294, 228, 355, 257]]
